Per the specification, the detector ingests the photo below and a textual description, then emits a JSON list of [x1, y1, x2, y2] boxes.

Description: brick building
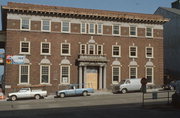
[[1, 2, 168, 94]]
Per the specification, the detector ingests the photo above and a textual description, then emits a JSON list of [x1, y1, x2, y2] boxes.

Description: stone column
[[79, 66, 82, 88], [84, 66, 87, 88], [103, 66, 107, 89], [99, 66, 103, 89]]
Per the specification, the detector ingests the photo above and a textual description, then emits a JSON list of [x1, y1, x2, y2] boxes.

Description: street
[[0, 92, 179, 118]]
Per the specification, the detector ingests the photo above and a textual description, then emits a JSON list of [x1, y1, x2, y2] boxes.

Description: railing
[[142, 90, 175, 106]]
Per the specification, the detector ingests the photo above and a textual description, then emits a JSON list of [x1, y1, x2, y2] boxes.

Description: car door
[[66, 86, 76, 96]]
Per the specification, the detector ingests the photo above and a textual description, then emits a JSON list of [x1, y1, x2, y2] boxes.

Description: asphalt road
[[0, 92, 179, 118]]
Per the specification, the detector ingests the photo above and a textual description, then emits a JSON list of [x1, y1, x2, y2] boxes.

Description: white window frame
[[112, 24, 120, 36], [129, 26, 137, 37], [129, 67, 137, 79], [40, 65, 50, 84], [146, 67, 154, 84], [80, 44, 87, 54], [20, 41, 30, 54], [89, 23, 95, 34], [112, 66, 120, 83], [81, 23, 87, 34], [97, 23, 103, 35], [19, 65, 30, 84], [41, 20, 51, 32], [61, 43, 71, 56], [97, 45, 103, 55], [112, 45, 121, 57], [129, 46, 138, 58], [88, 44, 96, 55], [41, 42, 51, 55], [146, 27, 153, 38], [146, 47, 154, 58], [60, 65, 70, 84], [61, 21, 71, 33], [20, 18, 30, 31]]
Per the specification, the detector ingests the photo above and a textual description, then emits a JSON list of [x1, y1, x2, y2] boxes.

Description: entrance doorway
[[86, 67, 98, 89]]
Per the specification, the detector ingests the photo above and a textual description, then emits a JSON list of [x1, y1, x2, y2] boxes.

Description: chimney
[[172, 0, 180, 9]]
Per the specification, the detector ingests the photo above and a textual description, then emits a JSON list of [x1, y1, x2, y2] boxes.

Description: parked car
[[112, 78, 141, 94], [172, 80, 180, 107], [8, 88, 47, 101], [56, 84, 94, 98], [163, 80, 176, 90]]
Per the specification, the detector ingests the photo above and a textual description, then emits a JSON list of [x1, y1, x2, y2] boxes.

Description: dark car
[[172, 80, 180, 107]]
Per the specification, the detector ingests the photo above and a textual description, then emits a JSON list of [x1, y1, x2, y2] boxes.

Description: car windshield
[[19, 88, 29, 92], [120, 80, 125, 84]]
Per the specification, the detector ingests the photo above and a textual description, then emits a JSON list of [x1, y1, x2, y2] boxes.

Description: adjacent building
[[1, 2, 167, 94], [155, 0, 180, 81]]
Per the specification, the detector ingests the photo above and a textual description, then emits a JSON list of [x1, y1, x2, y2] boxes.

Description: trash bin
[[111, 84, 119, 94], [152, 92, 158, 99]]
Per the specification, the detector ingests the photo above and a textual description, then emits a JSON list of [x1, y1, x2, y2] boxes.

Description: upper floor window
[[80, 44, 87, 54], [89, 23, 95, 34], [129, 46, 137, 58], [97, 45, 103, 55], [20, 41, 30, 54], [41, 20, 51, 32], [130, 26, 137, 37], [88, 44, 95, 55], [81, 23, 87, 34], [129, 67, 137, 78], [112, 67, 120, 83], [40, 65, 50, 84], [21, 18, 30, 30], [146, 27, 153, 37], [146, 67, 153, 83], [97, 24, 103, 34], [146, 47, 153, 58], [62, 21, 70, 33], [61, 43, 70, 56], [112, 25, 120, 35], [112, 45, 121, 57], [41, 42, 51, 55], [19, 65, 30, 84]]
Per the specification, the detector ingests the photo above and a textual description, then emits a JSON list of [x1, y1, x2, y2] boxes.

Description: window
[[41, 20, 51, 31], [129, 46, 137, 58], [146, 67, 153, 83], [40, 65, 50, 84], [81, 23, 87, 34], [20, 41, 30, 54], [129, 67, 137, 78], [113, 25, 120, 35], [88, 44, 95, 55], [130, 26, 137, 36], [19, 65, 29, 84], [41, 42, 51, 55], [62, 21, 70, 33], [61, 66, 70, 84], [97, 45, 103, 55], [61, 43, 70, 55], [112, 45, 120, 57], [146, 27, 153, 37], [112, 67, 120, 82], [97, 24, 103, 34], [80, 44, 86, 54], [89, 23, 95, 34], [146, 47, 153, 58], [21, 18, 30, 30]]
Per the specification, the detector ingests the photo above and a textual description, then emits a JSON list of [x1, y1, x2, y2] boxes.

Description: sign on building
[[6, 55, 25, 64]]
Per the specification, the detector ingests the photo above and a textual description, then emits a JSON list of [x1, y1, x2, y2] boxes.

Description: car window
[[126, 80, 130, 84]]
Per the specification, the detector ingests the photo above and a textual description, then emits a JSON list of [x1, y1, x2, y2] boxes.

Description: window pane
[[113, 67, 119, 82], [41, 66, 49, 83], [42, 20, 50, 31], [89, 24, 94, 33], [113, 25, 119, 34], [20, 65, 29, 83], [22, 19, 29, 29], [113, 46, 119, 56], [81, 23, 86, 33], [42, 43, 50, 53], [130, 67, 136, 78], [62, 21, 69, 32], [61, 66, 69, 83], [130, 27, 136, 35], [62, 44, 69, 54]]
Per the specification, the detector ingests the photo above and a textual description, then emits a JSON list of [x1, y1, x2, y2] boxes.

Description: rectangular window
[[129, 46, 137, 58], [61, 43, 70, 55], [61, 66, 70, 84], [97, 45, 103, 55], [41, 42, 51, 55], [88, 44, 95, 55], [129, 67, 137, 78], [62, 21, 70, 33], [21, 18, 30, 30], [81, 23, 87, 34], [146, 67, 153, 83], [112, 25, 120, 35], [80, 44, 86, 54], [19, 65, 29, 84], [41, 65, 50, 84], [112, 67, 120, 82], [130, 26, 137, 36], [42, 20, 51, 31], [20, 41, 30, 54], [146, 27, 153, 37], [112, 45, 120, 57], [97, 24, 103, 34], [89, 23, 95, 34], [146, 47, 153, 58]]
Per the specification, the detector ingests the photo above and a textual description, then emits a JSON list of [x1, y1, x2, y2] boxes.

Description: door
[[86, 67, 98, 90]]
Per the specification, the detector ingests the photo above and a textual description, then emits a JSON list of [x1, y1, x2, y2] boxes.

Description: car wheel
[[121, 89, 127, 94], [34, 94, 41, 99], [11, 95, 17, 101], [83, 91, 88, 96], [60, 93, 65, 98]]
